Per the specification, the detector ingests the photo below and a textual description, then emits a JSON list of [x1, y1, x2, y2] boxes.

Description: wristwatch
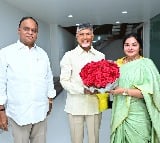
[[122, 89, 128, 95]]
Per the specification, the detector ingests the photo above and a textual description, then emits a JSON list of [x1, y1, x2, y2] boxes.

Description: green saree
[[111, 58, 160, 143]]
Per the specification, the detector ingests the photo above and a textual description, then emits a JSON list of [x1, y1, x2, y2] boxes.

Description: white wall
[[0, 1, 22, 48], [49, 24, 75, 76]]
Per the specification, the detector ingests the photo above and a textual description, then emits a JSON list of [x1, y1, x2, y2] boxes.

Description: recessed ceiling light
[[122, 11, 128, 14], [68, 15, 73, 18], [98, 36, 101, 40], [115, 21, 120, 24]]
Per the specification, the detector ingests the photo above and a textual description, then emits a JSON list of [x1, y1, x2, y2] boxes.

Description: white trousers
[[68, 113, 102, 143]]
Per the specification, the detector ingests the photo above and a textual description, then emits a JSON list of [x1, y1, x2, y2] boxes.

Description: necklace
[[123, 55, 141, 64]]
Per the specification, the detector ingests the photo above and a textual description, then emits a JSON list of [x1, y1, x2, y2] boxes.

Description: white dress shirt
[[0, 40, 56, 125], [60, 45, 105, 115]]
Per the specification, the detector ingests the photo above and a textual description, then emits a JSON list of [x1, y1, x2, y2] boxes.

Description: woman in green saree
[[110, 33, 160, 143]]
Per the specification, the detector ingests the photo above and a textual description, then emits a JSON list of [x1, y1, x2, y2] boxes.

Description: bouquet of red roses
[[79, 59, 120, 92], [79, 59, 120, 111]]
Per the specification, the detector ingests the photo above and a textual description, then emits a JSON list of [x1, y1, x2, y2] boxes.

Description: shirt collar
[[17, 40, 37, 50], [76, 45, 96, 55]]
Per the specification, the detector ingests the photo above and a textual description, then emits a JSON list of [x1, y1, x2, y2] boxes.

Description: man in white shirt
[[60, 23, 105, 143], [0, 16, 56, 143]]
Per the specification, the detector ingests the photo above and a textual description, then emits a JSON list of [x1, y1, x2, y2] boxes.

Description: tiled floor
[[0, 90, 111, 143]]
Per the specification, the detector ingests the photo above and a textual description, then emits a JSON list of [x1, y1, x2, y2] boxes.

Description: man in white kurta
[[0, 17, 56, 143], [60, 23, 105, 143]]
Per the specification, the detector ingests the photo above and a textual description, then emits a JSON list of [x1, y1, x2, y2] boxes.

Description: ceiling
[[4, 0, 160, 37]]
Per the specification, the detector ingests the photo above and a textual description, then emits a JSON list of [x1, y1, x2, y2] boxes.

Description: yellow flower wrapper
[[96, 93, 109, 112]]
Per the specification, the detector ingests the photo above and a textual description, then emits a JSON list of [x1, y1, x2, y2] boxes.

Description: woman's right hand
[[109, 87, 124, 95]]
